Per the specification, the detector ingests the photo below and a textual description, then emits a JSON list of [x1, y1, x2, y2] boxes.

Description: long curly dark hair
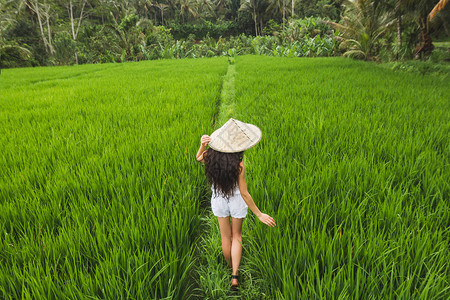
[[204, 149, 244, 198]]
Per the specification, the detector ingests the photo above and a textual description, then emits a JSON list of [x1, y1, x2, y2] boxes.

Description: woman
[[196, 118, 276, 289]]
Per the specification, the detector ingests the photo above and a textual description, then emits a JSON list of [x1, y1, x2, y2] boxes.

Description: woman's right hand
[[201, 135, 211, 146], [258, 213, 276, 227]]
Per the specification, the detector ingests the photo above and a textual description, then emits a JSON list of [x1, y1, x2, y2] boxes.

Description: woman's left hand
[[201, 135, 211, 146]]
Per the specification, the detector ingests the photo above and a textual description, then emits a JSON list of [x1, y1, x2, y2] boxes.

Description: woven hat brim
[[209, 122, 262, 153]]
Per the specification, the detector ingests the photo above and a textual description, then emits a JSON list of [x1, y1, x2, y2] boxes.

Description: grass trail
[[195, 62, 269, 299]]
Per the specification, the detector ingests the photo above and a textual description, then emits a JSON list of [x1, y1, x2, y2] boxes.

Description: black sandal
[[231, 275, 239, 290]]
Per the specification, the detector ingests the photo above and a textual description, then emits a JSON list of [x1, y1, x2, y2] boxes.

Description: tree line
[[0, 0, 448, 68]]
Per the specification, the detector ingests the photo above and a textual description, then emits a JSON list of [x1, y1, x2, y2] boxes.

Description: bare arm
[[238, 161, 276, 227], [196, 135, 211, 162]]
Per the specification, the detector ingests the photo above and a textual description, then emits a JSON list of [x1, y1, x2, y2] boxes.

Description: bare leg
[[217, 217, 232, 267], [231, 217, 243, 286]]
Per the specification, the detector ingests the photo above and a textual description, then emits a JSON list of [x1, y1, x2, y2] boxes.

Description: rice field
[[1, 56, 449, 299], [232, 56, 449, 299], [0, 58, 227, 299]]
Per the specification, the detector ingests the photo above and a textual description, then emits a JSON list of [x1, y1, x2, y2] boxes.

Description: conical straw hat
[[209, 118, 262, 153]]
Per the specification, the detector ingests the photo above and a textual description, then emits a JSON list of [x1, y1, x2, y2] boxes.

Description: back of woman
[[196, 118, 276, 289], [205, 149, 248, 219]]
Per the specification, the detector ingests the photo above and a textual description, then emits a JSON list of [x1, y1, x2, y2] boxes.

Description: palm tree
[[137, 0, 159, 22], [178, 0, 198, 23], [399, 0, 449, 57], [266, 0, 292, 28], [428, 0, 449, 21], [214, 0, 230, 18], [390, 0, 448, 60], [106, 12, 151, 60], [155, 2, 169, 24], [0, 42, 32, 68], [0, 0, 32, 68], [239, 0, 269, 36], [146, 1, 161, 24], [395, 0, 404, 58], [334, 0, 395, 60]]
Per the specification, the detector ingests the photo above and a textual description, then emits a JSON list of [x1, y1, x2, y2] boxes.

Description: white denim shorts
[[211, 187, 248, 219]]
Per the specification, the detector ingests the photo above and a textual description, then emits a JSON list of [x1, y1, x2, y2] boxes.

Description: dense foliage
[[0, 0, 448, 68]]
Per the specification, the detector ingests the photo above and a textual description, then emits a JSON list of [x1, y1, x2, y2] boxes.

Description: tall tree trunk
[[45, 8, 54, 55], [292, 0, 294, 18], [396, 14, 401, 59], [68, 0, 87, 64], [260, 17, 263, 36], [35, 4, 49, 53], [415, 16, 434, 59], [69, 0, 77, 64], [69, 1, 75, 38], [396, 0, 401, 60], [441, 14, 449, 35], [253, 3, 258, 36], [26, 1, 52, 54]]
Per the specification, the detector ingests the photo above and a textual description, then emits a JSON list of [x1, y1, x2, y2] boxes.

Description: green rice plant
[[0, 58, 228, 299], [231, 55, 449, 299]]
